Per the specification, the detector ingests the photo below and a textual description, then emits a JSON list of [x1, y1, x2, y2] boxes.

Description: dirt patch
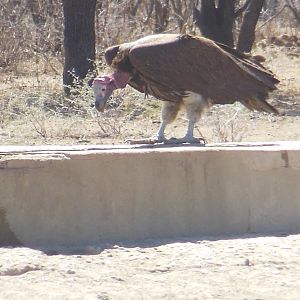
[[0, 233, 299, 299]]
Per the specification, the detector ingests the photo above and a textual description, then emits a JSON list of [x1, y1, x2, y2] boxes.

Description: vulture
[[93, 34, 279, 144]]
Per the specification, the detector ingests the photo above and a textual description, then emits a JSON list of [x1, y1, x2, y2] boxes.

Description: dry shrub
[[209, 105, 248, 143], [1, 1, 299, 71], [0, 0, 63, 71], [93, 1, 196, 64], [256, 2, 300, 46]]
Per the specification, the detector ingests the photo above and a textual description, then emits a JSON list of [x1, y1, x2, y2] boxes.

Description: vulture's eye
[[101, 88, 106, 92]]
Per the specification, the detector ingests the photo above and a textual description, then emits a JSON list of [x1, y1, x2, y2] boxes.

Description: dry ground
[[1, 234, 300, 299], [0, 45, 300, 146]]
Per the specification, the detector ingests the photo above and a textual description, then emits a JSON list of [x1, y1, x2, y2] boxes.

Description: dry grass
[[0, 1, 300, 146]]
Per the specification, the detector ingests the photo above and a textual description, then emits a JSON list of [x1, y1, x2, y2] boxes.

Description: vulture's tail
[[238, 59, 279, 90], [241, 97, 278, 114], [216, 41, 279, 114], [238, 62, 279, 114], [216, 41, 279, 88]]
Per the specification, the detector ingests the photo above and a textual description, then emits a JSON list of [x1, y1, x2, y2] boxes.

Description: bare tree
[[193, 0, 265, 52], [193, 0, 236, 47], [62, 0, 97, 94], [237, 0, 264, 52], [154, 0, 169, 33], [285, 0, 300, 25]]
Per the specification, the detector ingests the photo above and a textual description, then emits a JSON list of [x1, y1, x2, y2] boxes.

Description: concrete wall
[[0, 142, 300, 247]]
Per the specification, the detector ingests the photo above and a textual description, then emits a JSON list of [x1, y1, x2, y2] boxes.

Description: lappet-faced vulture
[[93, 34, 279, 144]]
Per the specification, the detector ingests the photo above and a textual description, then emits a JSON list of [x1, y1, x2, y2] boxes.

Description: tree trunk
[[154, 0, 169, 33], [217, 0, 235, 47], [62, 0, 96, 94], [170, 0, 184, 31], [193, 0, 235, 47], [236, 0, 265, 52]]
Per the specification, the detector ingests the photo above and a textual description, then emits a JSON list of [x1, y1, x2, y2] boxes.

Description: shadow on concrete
[[34, 231, 296, 256], [0, 208, 22, 247]]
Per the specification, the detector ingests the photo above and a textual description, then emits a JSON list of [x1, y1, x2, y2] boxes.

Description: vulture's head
[[93, 76, 115, 112], [93, 71, 131, 112]]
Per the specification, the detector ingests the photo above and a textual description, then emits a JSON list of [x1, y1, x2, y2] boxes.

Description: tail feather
[[241, 99, 278, 114], [216, 40, 280, 115], [238, 60, 279, 90], [216, 41, 280, 90]]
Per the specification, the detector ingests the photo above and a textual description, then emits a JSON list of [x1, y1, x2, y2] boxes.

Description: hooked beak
[[95, 91, 113, 112]]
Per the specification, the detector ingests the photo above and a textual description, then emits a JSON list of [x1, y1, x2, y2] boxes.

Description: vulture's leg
[[156, 101, 181, 141], [167, 93, 207, 144], [128, 101, 181, 144]]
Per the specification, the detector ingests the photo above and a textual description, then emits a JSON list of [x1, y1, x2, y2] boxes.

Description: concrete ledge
[[1, 142, 300, 247]]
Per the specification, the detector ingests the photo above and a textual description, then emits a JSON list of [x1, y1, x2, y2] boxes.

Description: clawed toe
[[165, 137, 206, 145], [126, 137, 165, 145], [126, 136, 205, 145]]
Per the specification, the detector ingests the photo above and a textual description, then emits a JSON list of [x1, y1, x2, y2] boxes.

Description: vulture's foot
[[126, 137, 165, 145], [165, 137, 206, 145], [126, 136, 205, 145]]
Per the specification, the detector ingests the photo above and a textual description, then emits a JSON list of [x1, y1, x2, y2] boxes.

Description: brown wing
[[128, 34, 279, 113], [105, 45, 119, 66]]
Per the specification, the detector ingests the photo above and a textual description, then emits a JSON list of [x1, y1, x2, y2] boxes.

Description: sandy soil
[[1, 233, 300, 300]]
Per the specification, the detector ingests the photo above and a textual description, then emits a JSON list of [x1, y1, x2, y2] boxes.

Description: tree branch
[[285, 0, 300, 25], [257, 5, 288, 30], [234, 0, 251, 18]]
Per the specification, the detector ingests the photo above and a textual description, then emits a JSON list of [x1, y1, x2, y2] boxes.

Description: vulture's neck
[[112, 71, 131, 89]]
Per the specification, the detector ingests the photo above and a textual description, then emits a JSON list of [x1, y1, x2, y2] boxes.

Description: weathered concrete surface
[[0, 142, 300, 247]]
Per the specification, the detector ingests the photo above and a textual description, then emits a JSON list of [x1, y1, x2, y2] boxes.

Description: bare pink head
[[93, 71, 131, 112]]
